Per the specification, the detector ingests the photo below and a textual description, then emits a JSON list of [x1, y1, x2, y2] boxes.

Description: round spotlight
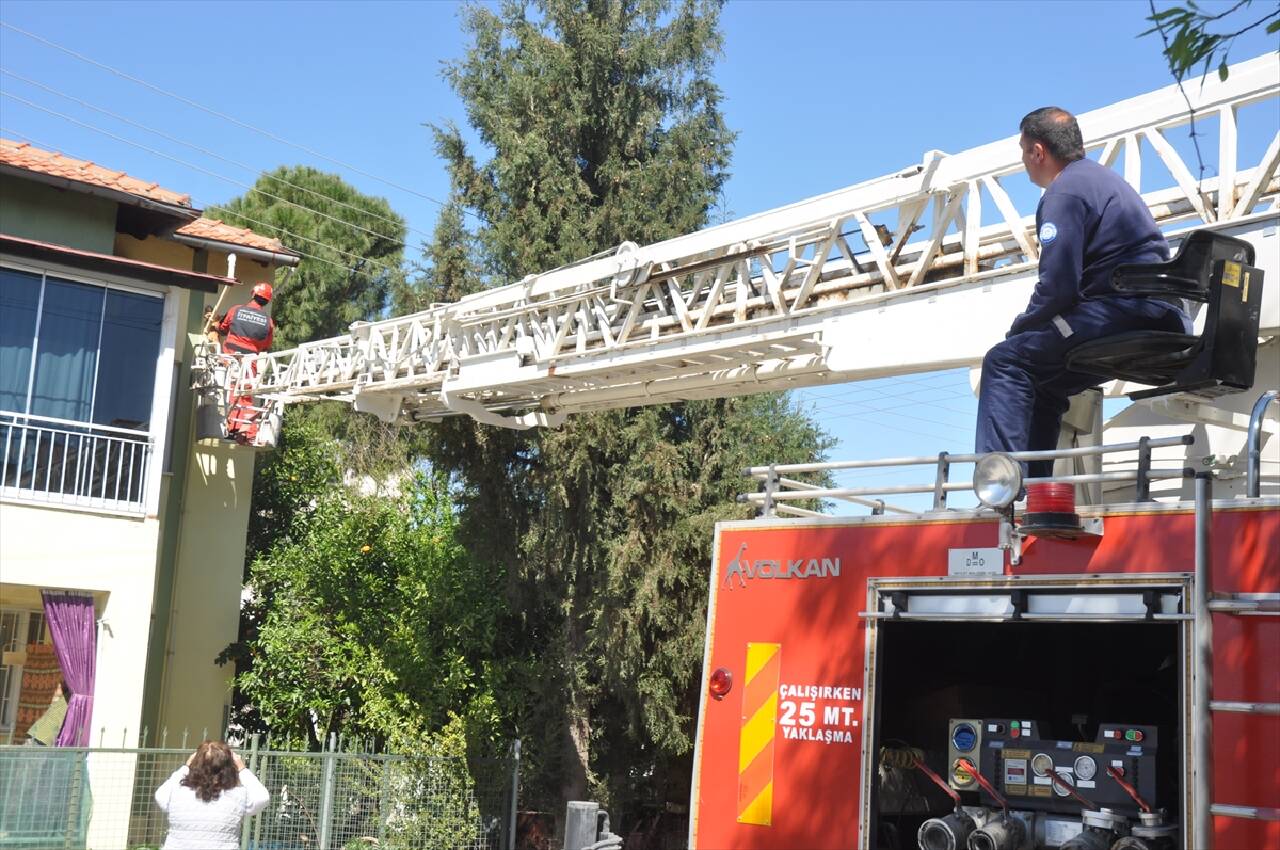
[[973, 452, 1022, 509]]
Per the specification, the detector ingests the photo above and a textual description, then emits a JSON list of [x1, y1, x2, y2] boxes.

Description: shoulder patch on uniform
[[1039, 222, 1058, 244]]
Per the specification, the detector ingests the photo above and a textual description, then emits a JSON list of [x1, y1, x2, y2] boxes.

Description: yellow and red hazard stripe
[[737, 642, 781, 825]]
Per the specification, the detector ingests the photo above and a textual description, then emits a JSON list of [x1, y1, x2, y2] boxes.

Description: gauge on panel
[[1052, 769, 1075, 796], [1031, 753, 1055, 777], [951, 723, 978, 753], [1074, 755, 1097, 781]]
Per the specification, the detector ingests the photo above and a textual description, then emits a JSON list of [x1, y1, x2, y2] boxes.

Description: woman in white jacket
[[154, 740, 270, 850]]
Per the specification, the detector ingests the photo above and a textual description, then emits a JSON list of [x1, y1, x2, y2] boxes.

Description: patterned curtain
[[41, 592, 96, 747], [13, 643, 61, 741]]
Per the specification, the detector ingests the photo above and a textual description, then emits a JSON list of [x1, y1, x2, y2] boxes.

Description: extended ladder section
[[199, 55, 1280, 437]]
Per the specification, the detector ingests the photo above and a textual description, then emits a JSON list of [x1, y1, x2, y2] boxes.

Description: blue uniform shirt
[[1010, 157, 1170, 335]]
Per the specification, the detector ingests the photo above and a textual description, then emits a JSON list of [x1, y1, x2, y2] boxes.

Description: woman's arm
[[154, 765, 189, 812], [238, 768, 270, 816]]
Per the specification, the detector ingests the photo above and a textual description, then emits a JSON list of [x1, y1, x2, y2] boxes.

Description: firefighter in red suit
[[216, 282, 275, 443]]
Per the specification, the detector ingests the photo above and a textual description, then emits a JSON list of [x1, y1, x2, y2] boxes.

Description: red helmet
[[252, 282, 273, 302]]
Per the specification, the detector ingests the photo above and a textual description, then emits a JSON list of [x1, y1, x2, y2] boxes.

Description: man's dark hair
[[1020, 107, 1085, 163], [252, 295, 269, 307]]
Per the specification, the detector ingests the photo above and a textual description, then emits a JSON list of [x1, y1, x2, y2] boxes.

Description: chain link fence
[[0, 741, 517, 850]]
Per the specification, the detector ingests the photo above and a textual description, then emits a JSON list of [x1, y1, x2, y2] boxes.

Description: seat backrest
[[1187, 250, 1266, 394], [1112, 230, 1256, 301]]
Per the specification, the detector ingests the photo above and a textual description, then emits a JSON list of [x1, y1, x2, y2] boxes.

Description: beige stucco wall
[[113, 232, 196, 271], [0, 504, 159, 743], [0, 175, 117, 253], [153, 439, 257, 741]]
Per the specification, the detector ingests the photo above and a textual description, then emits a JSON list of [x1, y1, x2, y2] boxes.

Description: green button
[[1011, 721, 1020, 729]]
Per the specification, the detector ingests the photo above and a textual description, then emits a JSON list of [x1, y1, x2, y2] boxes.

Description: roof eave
[[0, 163, 199, 224], [0, 233, 233, 293], [169, 232, 302, 267]]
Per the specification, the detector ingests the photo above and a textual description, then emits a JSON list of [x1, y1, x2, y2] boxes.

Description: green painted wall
[[0, 174, 117, 253]]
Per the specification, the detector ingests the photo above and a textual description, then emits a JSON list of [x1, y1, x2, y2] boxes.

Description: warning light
[[708, 667, 733, 701], [1125, 729, 1144, 743]]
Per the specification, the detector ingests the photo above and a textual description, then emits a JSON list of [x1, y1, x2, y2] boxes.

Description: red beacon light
[[1021, 482, 1085, 538], [708, 668, 733, 701]]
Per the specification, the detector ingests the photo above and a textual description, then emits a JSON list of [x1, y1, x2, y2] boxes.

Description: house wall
[[113, 232, 195, 270], [117, 233, 269, 741], [0, 175, 117, 253], [155, 440, 257, 739], [0, 506, 159, 744]]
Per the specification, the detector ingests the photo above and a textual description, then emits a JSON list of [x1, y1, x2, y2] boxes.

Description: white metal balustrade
[[0, 411, 153, 515]]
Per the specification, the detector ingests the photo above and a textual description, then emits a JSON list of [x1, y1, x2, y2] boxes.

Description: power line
[[0, 66, 435, 244], [202, 204, 404, 277], [0, 124, 388, 277], [0, 20, 480, 222], [1, 90, 412, 252]]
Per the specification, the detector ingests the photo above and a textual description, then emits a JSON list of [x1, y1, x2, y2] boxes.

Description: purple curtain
[[41, 591, 97, 747]]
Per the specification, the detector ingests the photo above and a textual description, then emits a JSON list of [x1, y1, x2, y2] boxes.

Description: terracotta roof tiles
[[175, 217, 299, 257], [0, 137, 192, 207]]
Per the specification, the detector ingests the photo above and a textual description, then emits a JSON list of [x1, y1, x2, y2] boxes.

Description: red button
[[1011, 728, 1020, 738]]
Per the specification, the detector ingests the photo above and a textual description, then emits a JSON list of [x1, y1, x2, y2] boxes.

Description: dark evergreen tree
[[214, 165, 407, 348], [418, 0, 832, 821]]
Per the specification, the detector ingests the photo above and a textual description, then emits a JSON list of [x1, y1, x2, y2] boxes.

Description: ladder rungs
[[1210, 701, 1280, 715], [1210, 804, 1280, 821], [1208, 594, 1280, 614]]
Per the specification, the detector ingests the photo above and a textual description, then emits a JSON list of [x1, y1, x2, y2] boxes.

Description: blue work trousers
[[975, 298, 1191, 478]]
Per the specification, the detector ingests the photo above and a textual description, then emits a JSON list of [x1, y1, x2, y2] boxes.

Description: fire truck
[[688, 416, 1277, 850], [191, 54, 1280, 850]]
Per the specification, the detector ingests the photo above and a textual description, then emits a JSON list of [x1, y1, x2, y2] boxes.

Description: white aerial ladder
[[196, 54, 1279, 481]]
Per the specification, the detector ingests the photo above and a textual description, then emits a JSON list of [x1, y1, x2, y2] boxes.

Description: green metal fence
[[0, 742, 516, 850]]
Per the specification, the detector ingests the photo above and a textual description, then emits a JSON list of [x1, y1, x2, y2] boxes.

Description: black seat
[[1065, 229, 1265, 401]]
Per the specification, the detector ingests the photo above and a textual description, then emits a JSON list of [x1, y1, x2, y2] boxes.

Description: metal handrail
[[742, 434, 1196, 516], [0, 413, 153, 513], [742, 435, 1192, 476], [0, 409, 151, 439], [1247, 389, 1279, 498]]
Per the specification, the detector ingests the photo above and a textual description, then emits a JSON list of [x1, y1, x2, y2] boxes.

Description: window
[[0, 267, 164, 428], [0, 608, 50, 733], [1, 266, 164, 510]]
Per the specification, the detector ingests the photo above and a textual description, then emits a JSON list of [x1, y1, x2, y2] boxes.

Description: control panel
[[946, 718, 1159, 815]]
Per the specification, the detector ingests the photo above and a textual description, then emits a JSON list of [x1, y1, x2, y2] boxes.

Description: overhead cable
[[0, 125, 391, 276], [0, 21, 479, 221], [0, 67, 434, 243], [203, 204, 404, 276], [0, 90, 411, 251]]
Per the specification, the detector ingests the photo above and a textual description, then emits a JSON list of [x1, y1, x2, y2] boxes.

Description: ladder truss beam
[[221, 56, 1279, 428]]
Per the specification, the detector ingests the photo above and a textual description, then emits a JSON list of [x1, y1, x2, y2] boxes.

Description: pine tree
[[214, 165, 407, 348], [420, 0, 832, 821]]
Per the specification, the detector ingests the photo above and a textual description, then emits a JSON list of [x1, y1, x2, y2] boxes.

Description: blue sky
[[1, 0, 1275, 511]]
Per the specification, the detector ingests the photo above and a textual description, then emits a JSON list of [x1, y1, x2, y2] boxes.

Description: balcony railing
[[0, 411, 153, 515]]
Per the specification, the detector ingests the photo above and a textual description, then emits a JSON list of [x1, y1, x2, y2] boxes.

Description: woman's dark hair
[[1020, 107, 1086, 163], [182, 741, 240, 803]]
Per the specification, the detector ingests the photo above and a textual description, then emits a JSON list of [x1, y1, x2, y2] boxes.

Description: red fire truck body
[[688, 501, 1279, 850]]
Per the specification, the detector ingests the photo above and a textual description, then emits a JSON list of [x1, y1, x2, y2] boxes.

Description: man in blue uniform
[[975, 107, 1190, 478]]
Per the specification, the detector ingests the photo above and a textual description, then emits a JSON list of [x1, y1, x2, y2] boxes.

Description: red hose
[[956, 758, 1009, 813], [1106, 765, 1153, 813], [911, 755, 962, 808], [1048, 770, 1100, 811]]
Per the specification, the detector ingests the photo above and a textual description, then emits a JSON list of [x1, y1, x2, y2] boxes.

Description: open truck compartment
[[870, 612, 1184, 850]]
